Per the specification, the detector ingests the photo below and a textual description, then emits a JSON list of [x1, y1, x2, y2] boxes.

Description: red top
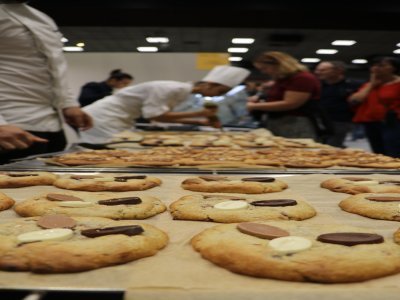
[[353, 81, 400, 123], [268, 71, 321, 101]]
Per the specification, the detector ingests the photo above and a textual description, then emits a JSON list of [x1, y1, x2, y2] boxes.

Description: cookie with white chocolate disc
[[53, 174, 161, 192], [14, 191, 166, 219], [0, 172, 57, 188], [192, 221, 400, 283], [0, 216, 168, 273], [321, 177, 400, 194], [339, 193, 400, 221], [181, 175, 288, 194], [169, 194, 316, 222]]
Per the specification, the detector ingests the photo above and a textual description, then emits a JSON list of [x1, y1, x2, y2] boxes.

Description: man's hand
[[62, 107, 93, 131], [199, 108, 218, 118], [0, 125, 48, 150]]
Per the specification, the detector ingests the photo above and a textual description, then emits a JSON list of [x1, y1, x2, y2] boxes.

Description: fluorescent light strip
[[62, 46, 84, 52], [137, 47, 158, 52], [316, 49, 338, 54], [232, 38, 254, 44], [352, 59, 368, 64], [397, 43, 400, 47], [331, 40, 356, 46], [394, 49, 400, 54], [76, 42, 85, 47], [146, 37, 169, 43], [61, 37, 68, 43], [229, 57, 243, 61], [301, 58, 320, 63], [228, 47, 248, 53]]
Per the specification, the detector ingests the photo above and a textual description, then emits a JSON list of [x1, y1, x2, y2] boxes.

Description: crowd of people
[[1, 1, 400, 164]]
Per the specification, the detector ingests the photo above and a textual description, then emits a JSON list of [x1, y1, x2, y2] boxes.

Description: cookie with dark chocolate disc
[[0, 216, 168, 273], [169, 194, 315, 222], [181, 175, 288, 194], [321, 177, 400, 195], [14, 190, 166, 219], [0, 172, 57, 188], [192, 221, 400, 283]]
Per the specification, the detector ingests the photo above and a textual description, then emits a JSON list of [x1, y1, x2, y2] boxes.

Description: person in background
[[0, 0, 92, 164], [78, 69, 134, 107], [314, 60, 363, 148], [348, 56, 400, 157], [247, 51, 321, 139], [80, 65, 250, 143]]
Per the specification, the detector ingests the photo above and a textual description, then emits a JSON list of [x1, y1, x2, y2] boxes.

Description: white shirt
[[81, 81, 193, 143], [0, 4, 78, 131]]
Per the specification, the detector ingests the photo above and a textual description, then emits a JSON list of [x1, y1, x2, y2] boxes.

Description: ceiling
[[29, 0, 400, 72]]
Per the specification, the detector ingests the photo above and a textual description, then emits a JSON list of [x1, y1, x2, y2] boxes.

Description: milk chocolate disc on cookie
[[70, 175, 101, 180], [7, 173, 38, 177], [341, 177, 371, 181], [365, 196, 400, 202], [199, 175, 228, 181], [46, 193, 83, 202], [98, 197, 142, 205], [37, 215, 77, 229], [237, 222, 289, 239], [241, 177, 275, 182], [250, 199, 297, 207], [114, 175, 147, 182], [203, 195, 245, 200], [317, 232, 384, 246], [379, 180, 400, 185], [81, 225, 144, 238]]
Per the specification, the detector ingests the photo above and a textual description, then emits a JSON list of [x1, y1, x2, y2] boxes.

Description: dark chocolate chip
[[7, 173, 39, 177], [241, 177, 276, 182], [317, 232, 384, 246], [98, 197, 142, 205], [250, 199, 297, 207], [81, 225, 144, 238], [114, 175, 147, 182]]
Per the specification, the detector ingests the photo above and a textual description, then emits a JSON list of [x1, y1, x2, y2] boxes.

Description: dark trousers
[[0, 130, 66, 165], [382, 118, 400, 158], [362, 122, 385, 155]]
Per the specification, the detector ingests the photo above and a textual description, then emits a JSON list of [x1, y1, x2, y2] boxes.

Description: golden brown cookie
[[321, 177, 400, 194], [339, 193, 400, 221], [0, 172, 57, 188], [0, 216, 168, 273], [181, 176, 288, 194], [192, 221, 400, 283], [0, 192, 14, 211], [53, 174, 161, 192], [14, 191, 166, 219], [170, 194, 316, 222]]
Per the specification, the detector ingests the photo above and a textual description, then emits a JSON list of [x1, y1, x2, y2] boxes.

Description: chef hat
[[202, 65, 250, 88]]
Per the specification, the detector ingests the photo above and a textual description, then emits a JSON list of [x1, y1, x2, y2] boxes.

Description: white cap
[[202, 65, 250, 88]]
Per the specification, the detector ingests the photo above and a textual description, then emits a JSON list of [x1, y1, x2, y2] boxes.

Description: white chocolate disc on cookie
[[58, 201, 94, 208], [268, 236, 312, 254], [352, 180, 379, 186], [214, 200, 249, 210], [17, 228, 73, 243]]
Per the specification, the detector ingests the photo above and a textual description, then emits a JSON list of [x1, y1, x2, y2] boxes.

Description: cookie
[[321, 177, 400, 194], [181, 176, 288, 194], [14, 191, 166, 219], [53, 174, 161, 192], [0, 172, 57, 188], [339, 193, 400, 221], [169, 194, 316, 222], [0, 216, 168, 273], [191, 221, 400, 283], [0, 192, 15, 211]]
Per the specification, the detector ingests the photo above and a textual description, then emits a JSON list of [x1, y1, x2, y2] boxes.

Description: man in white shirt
[[0, 1, 92, 163], [81, 66, 250, 143]]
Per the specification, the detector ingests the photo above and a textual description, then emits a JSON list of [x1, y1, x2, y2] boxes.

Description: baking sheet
[[0, 173, 400, 299]]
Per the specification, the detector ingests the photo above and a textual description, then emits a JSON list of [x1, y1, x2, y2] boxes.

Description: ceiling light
[[232, 38, 254, 44], [301, 58, 320, 63], [61, 37, 68, 43], [397, 43, 400, 47], [227, 47, 248, 53], [62, 46, 84, 52], [331, 40, 356, 46], [352, 59, 368, 64], [229, 57, 243, 62], [137, 46, 158, 52], [76, 42, 85, 47], [316, 49, 338, 54], [146, 37, 169, 43], [394, 49, 400, 54]]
